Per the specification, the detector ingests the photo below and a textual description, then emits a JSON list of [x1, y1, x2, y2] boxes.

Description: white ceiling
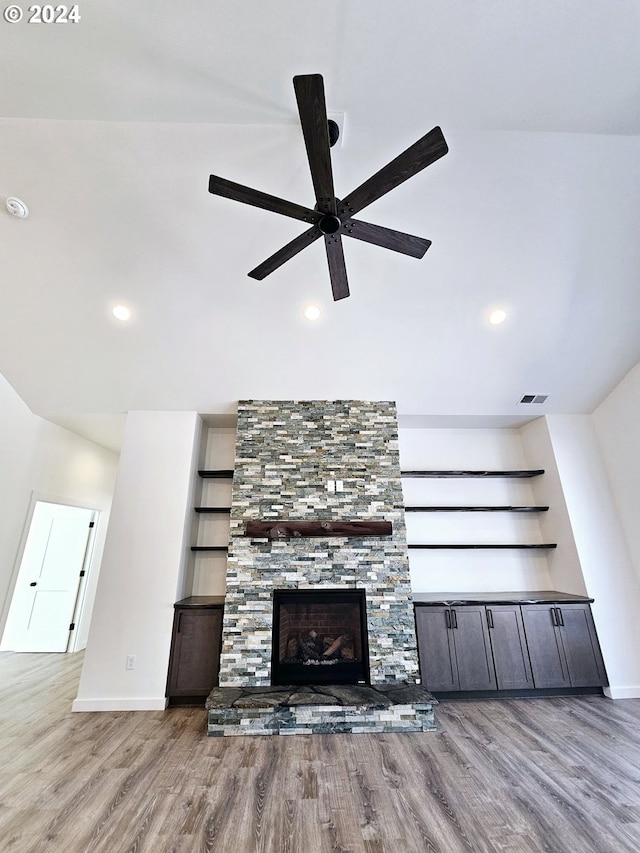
[[1, 1, 639, 452]]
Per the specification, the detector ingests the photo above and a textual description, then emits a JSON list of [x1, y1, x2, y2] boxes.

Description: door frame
[[0, 492, 100, 653]]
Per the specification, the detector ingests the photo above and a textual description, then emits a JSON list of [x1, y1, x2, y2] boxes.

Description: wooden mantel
[[244, 520, 392, 540]]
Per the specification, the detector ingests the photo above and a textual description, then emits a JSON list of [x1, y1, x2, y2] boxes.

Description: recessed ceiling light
[[489, 308, 507, 325], [112, 305, 131, 321], [303, 304, 321, 321]]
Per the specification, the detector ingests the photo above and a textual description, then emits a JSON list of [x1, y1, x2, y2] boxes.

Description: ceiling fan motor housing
[[319, 213, 342, 234]]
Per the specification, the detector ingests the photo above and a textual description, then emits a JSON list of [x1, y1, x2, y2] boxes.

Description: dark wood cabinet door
[[486, 605, 534, 690], [557, 604, 607, 687], [415, 606, 459, 691], [167, 606, 223, 697], [521, 605, 570, 688], [451, 606, 497, 691]]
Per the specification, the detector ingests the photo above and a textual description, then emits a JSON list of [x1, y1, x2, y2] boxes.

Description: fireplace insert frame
[[271, 588, 371, 686]]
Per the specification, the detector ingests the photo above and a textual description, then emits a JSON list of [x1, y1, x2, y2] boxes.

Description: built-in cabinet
[[486, 604, 534, 689], [166, 596, 225, 705], [415, 604, 497, 691], [414, 594, 607, 697], [521, 603, 606, 689], [167, 425, 235, 703], [405, 463, 607, 697]]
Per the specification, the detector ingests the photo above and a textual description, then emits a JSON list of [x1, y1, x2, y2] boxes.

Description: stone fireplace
[[218, 400, 419, 687], [206, 400, 435, 735]]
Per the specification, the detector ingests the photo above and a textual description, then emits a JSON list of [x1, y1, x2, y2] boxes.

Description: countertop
[[412, 590, 593, 605], [174, 596, 226, 608]]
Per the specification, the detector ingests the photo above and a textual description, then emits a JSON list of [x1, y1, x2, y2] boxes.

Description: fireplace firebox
[[271, 589, 370, 685]]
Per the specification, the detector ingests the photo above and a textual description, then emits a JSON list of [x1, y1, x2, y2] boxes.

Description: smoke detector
[[6, 197, 29, 218]]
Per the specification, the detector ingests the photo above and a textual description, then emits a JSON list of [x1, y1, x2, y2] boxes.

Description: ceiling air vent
[[519, 394, 549, 405]]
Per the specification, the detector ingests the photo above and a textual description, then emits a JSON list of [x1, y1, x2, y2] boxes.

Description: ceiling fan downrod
[[327, 119, 340, 148]]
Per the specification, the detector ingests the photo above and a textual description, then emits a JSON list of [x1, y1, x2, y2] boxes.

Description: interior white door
[[8, 502, 95, 652]]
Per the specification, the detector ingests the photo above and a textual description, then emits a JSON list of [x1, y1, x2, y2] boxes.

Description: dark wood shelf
[[401, 470, 544, 478], [190, 545, 229, 552], [405, 506, 549, 513], [407, 543, 557, 550], [198, 469, 234, 479], [194, 507, 231, 514]]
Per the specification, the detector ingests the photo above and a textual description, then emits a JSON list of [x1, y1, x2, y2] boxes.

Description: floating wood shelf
[[407, 543, 557, 550], [401, 470, 544, 478], [194, 507, 232, 514], [190, 545, 229, 552], [198, 469, 234, 479], [245, 520, 392, 540], [405, 506, 549, 513]]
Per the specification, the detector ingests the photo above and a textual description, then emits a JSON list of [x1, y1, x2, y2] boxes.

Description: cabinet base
[[431, 686, 605, 700], [167, 695, 208, 707]]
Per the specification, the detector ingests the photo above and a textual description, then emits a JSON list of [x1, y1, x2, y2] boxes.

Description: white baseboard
[[71, 697, 169, 712], [603, 686, 640, 700]]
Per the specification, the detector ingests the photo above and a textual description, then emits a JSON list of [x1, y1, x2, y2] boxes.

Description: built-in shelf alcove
[[271, 588, 370, 686]]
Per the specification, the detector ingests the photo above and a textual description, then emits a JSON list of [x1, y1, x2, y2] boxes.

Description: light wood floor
[[1, 652, 640, 853]]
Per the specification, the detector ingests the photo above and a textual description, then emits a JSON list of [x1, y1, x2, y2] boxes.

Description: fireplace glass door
[[271, 589, 370, 685]]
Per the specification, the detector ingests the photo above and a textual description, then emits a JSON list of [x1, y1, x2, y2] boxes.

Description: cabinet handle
[[451, 609, 458, 629], [556, 607, 564, 627], [550, 607, 557, 627], [486, 608, 494, 629], [177, 612, 183, 633], [444, 610, 451, 629]]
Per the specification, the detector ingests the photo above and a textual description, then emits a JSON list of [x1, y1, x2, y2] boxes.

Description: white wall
[[545, 414, 640, 698], [73, 410, 201, 712], [0, 373, 40, 630], [0, 373, 119, 649], [520, 417, 586, 596], [592, 363, 640, 584]]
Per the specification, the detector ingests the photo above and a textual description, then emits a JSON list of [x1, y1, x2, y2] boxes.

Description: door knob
[[29, 582, 37, 587]]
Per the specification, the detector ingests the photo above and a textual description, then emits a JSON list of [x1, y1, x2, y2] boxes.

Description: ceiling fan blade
[[340, 126, 448, 217], [209, 175, 318, 224], [248, 225, 322, 280], [342, 219, 431, 258], [293, 74, 336, 215], [324, 235, 350, 301]]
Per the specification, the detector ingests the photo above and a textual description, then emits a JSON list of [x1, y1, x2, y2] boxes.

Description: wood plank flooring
[[1, 651, 640, 852]]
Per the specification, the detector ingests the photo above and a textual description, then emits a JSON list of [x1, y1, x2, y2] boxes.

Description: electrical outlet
[[126, 655, 136, 670], [335, 480, 344, 492], [327, 480, 335, 492]]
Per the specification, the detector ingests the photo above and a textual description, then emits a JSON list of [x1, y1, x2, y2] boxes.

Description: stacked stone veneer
[[218, 400, 419, 687]]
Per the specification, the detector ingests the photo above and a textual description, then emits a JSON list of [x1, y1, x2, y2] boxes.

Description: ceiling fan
[[208, 74, 448, 301]]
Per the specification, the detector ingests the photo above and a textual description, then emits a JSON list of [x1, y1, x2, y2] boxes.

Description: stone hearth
[[206, 684, 436, 736]]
